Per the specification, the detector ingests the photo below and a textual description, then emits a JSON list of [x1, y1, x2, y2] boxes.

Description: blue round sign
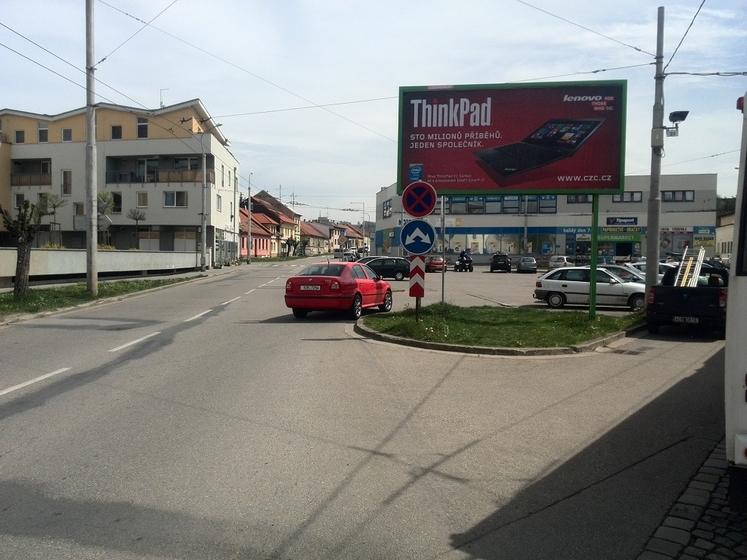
[[400, 219, 436, 255]]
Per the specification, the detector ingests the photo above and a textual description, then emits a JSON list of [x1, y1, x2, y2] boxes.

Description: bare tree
[[126, 208, 146, 248], [0, 201, 46, 298]]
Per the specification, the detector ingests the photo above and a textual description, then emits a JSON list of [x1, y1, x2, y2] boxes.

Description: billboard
[[397, 80, 626, 196]]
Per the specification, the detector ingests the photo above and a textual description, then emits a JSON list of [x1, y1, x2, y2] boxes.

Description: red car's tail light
[[647, 287, 656, 305], [535, 281, 542, 288], [330, 280, 341, 290], [719, 289, 727, 308], [286, 280, 292, 291]]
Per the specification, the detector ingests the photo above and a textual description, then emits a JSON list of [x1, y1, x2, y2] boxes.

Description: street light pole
[[247, 172, 252, 264], [350, 201, 365, 253]]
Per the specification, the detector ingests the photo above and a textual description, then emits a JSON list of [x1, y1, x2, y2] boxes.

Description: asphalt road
[[0, 259, 725, 559]]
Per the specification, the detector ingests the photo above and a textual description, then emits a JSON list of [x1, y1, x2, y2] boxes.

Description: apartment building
[[375, 174, 718, 262], [0, 99, 240, 265]]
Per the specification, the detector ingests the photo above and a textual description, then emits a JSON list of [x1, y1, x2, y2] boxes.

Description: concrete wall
[[0, 248, 200, 287]]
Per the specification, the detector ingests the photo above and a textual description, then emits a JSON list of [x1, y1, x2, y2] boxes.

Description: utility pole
[[246, 173, 252, 264], [645, 6, 666, 293], [85, 0, 98, 295]]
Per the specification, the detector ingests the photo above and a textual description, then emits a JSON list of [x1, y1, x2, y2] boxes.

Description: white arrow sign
[[405, 227, 432, 245]]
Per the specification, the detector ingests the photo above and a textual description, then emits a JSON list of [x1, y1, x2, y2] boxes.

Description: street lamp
[[198, 123, 222, 271], [350, 201, 366, 253]]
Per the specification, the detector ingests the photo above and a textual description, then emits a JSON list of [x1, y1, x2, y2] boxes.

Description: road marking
[[222, 296, 241, 305], [244, 289, 256, 295], [184, 310, 212, 322], [0, 368, 71, 397], [108, 332, 161, 353]]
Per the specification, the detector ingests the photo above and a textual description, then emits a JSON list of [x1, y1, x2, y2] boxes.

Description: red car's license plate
[[673, 316, 698, 324], [300, 285, 321, 291]]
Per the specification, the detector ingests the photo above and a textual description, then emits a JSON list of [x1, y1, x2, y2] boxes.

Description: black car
[[365, 257, 410, 281], [489, 253, 512, 273]]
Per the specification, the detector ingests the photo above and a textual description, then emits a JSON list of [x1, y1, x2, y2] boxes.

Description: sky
[[2, 0, 746, 224]]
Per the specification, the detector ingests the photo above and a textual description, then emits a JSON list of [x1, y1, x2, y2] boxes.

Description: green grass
[[362, 302, 644, 348], [0, 278, 193, 320]]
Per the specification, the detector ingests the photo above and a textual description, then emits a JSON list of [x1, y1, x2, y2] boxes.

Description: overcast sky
[[3, 0, 746, 223]]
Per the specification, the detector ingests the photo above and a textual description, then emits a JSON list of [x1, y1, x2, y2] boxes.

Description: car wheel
[[647, 322, 660, 334], [379, 290, 393, 312], [629, 294, 645, 310], [506, 268, 511, 273], [350, 294, 362, 320], [394, 271, 405, 281], [468, 265, 473, 272], [546, 292, 565, 309], [292, 308, 308, 318]]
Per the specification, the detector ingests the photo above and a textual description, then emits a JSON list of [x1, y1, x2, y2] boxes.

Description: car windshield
[[298, 264, 346, 276]]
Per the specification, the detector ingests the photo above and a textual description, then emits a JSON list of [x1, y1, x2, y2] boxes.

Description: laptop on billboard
[[474, 118, 605, 178]]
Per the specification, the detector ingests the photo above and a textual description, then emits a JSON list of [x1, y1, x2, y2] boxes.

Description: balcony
[[105, 169, 215, 185], [11, 173, 52, 187]]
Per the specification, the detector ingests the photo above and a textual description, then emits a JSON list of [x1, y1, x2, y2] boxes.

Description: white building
[[0, 99, 240, 265], [375, 174, 718, 263]]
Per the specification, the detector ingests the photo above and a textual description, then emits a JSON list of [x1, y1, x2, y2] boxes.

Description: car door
[[350, 264, 376, 305], [594, 269, 627, 305], [558, 268, 590, 304]]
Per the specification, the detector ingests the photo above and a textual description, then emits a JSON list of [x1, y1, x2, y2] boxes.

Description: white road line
[[184, 310, 212, 322], [0, 368, 71, 397], [108, 332, 161, 353], [222, 296, 241, 305], [244, 289, 256, 295]]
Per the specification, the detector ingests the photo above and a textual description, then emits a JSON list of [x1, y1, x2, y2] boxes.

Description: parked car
[[284, 261, 392, 319], [547, 255, 574, 269], [342, 251, 357, 262], [515, 256, 537, 273], [595, 264, 645, 283], [424, 255, 449, 272], [489, 253, 512, 273], [628, 261, 677, 282], [534, 266, 646, 310], [365, 257, 410, 281], [356, 255, 379, 264]]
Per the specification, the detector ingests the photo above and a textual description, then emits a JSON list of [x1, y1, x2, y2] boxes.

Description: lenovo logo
[[563, 95, 603, 102]]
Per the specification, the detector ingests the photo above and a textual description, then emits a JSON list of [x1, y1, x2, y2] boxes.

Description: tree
[[126, 208, 146, 248], [46, 193, 68, 246], [285, 236, 298, 257], [0, 201, 46, 298], [97, 192, 114, 246]]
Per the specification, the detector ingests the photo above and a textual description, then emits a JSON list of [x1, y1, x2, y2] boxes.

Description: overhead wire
[[663, 0, 706, 72]]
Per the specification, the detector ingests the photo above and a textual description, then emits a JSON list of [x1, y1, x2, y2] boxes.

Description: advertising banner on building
[[398, 80, 626, 196]]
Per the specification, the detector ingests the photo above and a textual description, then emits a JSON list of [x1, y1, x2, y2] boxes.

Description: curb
[[353, 320, 647, 356]]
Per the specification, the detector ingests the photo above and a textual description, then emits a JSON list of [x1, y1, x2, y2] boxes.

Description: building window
[[538, 195, 558, 213], [137, 192, 148, 207], [612, 191, 643, 203], [41, 160, 51, 175], [15, 130, 25, 144], [174, 157, 199, 170], [502, 196, 521, 214], [62, 128, 72, 142], [62, 170, 72, 195], [217, 195, 223, 212], [485, 196, 501, 214], [450, 197, 467, 214], [526, 196, 539, 213], [110, 192, 122, 214], [567, 194, 592, 204], [74, 202, 85, 215], [221, 165, 225, 186], [137, 118, 148, 139], [467, 197, 484, 214], [382, 199, 392, 218], [164, 191, 188, 207], [38, 193, 49, 213], [38, 122, 48, 143], [662, 190, 694, 202], [14, 194, 24, 207], [111, 125, 122, 140]]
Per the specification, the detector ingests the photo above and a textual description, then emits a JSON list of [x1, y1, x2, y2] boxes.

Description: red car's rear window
[[298, 264, 346, 276]]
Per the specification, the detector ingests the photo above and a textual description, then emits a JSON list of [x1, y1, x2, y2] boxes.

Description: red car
[[285, 261, 393, 319], [425, 255, 449, 273]]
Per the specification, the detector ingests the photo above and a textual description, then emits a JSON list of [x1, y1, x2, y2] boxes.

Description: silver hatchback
[[534, 266, 646, 310]]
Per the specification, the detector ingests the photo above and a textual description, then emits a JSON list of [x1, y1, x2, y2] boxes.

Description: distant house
[[300, 221, 329, 255], [239, 207, 273, 259]]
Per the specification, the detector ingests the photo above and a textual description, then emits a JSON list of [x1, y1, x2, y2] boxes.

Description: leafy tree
[[126, 208, 146, 248], [285, 236, 298, 257], [46, 193, 68, 246], [0, 201, 46, 298], [97, 192, 114, 245]]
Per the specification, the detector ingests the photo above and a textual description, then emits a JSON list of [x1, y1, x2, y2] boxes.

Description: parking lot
[[391, 262, 637, 316]]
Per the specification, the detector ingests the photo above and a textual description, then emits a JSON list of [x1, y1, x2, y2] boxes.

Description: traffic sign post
[[402, 181, 437, 218]]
